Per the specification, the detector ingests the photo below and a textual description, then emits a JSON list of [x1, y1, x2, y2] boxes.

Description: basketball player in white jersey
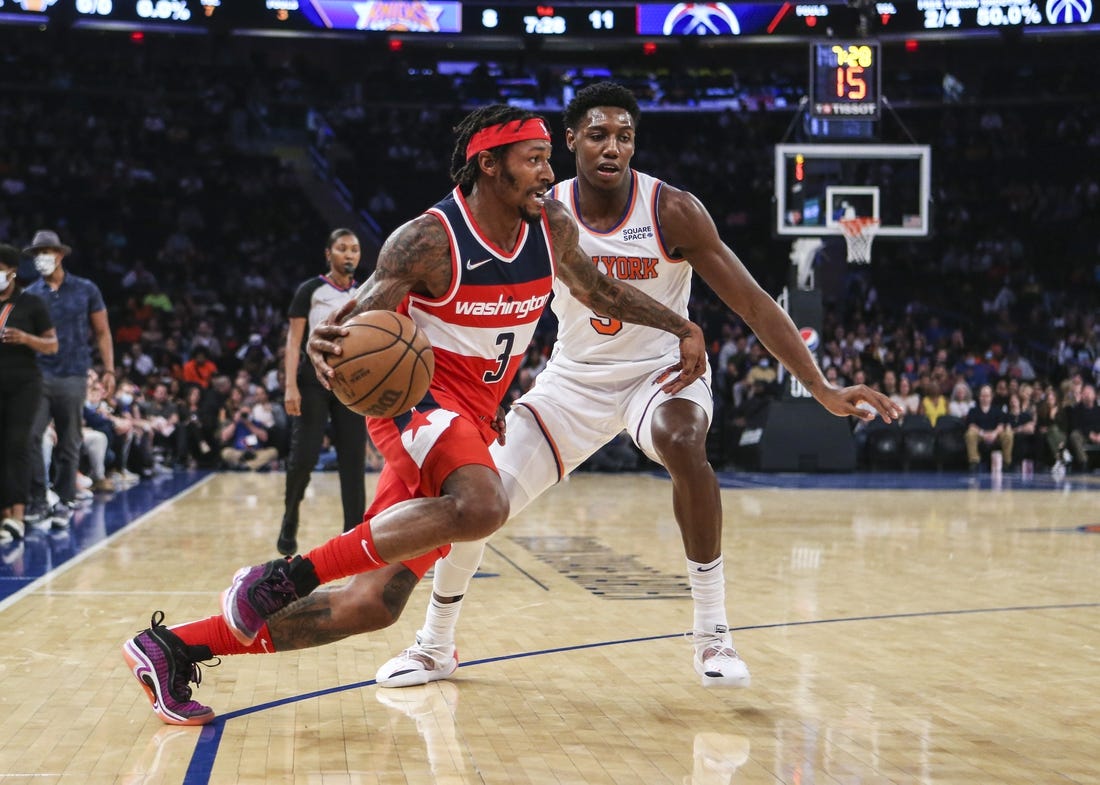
[[376, 82, 903, 688]]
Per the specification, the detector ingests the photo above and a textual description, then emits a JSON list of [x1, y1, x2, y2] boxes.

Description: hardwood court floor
[[1, 470, 1099, 784]]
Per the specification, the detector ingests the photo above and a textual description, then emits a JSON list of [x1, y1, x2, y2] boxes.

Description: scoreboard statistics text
[[0, 0, 1092, 35]]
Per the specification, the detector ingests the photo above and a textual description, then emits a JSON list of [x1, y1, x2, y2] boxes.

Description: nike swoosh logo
[[697, 563, 722, 572], [361, 539, 384, 567], [466, 257, 494, 271]]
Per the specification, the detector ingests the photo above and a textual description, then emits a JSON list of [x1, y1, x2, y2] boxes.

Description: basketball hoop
[[838, 216, 880, 265]]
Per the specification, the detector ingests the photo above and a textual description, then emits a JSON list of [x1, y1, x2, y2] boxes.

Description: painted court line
[[181, 600, 1100, 784]]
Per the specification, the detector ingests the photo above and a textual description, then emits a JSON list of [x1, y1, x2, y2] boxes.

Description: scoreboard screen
[[463, 3, 635, 36], [809, 41, 881, 120], [0, 1, 1093, 36]]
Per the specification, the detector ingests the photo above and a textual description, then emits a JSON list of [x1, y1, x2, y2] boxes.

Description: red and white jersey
[[547, 170, 691, 366], [402, 187, 556, 438]]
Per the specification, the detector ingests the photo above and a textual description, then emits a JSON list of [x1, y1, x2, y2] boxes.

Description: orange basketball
[[327, 311, 434, 418]]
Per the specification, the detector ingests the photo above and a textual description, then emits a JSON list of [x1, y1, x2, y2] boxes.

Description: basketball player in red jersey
[[122, 104, 711, 725]]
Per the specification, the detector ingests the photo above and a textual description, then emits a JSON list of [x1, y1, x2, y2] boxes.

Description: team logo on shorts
[[799, 327, 819, 352]]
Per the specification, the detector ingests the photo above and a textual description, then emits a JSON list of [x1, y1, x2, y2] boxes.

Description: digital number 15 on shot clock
[[809, 41, 882, 120]]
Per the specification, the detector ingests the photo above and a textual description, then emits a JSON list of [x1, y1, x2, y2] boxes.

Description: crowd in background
[[0, 26, 1097, 500]]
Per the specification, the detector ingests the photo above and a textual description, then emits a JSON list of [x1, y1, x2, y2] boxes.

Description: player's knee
[[653, 424, 707, 465], [454, 485, 510, 540]]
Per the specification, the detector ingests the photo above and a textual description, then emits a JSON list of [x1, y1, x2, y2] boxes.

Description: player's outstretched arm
[[307, 215, 452, 387], [545, 200, 707, 394], [658, 186, 902, 423]]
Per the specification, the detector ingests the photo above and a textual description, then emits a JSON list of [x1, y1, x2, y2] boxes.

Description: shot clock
[[809, 41, 881, 121]]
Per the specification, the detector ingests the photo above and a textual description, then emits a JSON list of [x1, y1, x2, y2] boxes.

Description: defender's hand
[[817, 384, 904, 423], [654, 322, 708, 395]]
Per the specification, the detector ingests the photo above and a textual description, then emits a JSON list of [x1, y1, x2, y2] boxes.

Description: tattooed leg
[[270, 564, 421, 651]]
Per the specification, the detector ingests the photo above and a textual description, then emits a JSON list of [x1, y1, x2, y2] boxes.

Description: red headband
[[465, 118, 551, 161]]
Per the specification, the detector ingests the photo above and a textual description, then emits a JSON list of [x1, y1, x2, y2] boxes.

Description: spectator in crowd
[[1006, 392, 1036, 468], [113, 379, 157, 478], [190, 319, 223, 364], [1035, 386, 1069, 470], [80, 370, 115, 493], [921, 378, 948, 426], [1066, 384, 1100, 472], [144, 381, 183, 468], [948, 381, 975, 419], [83, 372, 137, 485], [0, 244, 58, 543], [1000, 347, 1036, 382], [182, 345, 217, 389], [217, 385, 279, 471], [25, 230, 115, 527], [890, 375, 921, 420], [965, 383, 1013, 472], [121, 341, 156, 387], [179, 384, 215, 468]]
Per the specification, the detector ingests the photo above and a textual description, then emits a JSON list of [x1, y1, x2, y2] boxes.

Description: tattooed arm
[[307, 214, 453, 387], [545, 199, 707, 393]]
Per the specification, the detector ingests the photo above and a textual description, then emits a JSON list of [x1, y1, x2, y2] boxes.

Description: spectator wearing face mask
[[23, 230, 115, 528], [0, 244, 58, 543]]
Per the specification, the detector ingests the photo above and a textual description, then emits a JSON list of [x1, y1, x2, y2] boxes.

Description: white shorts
[[490, 354, 713, 506]]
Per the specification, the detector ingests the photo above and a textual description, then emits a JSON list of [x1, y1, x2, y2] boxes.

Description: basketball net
[[838, 217, 879, 265]]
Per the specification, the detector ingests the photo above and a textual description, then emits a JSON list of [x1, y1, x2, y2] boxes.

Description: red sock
[[306, 520, 388, 584], [169, 615, 277, 656], [305, 522, 454, 583]]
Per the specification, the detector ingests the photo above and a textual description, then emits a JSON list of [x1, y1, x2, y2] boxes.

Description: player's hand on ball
[[307, 302, 357, 388]]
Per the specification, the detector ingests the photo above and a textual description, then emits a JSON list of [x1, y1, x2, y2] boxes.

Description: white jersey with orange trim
[[492, 170, 713, 504], [399, 187, 556, 441], [547, 170, 693, 370]]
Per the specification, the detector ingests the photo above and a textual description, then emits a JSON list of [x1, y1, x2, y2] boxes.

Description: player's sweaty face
[[500, 140, 554, 224], [571, 107, 636, 191]]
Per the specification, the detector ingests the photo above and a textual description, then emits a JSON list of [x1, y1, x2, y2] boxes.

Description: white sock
[[687, 556, 729, 634], [420, 597, 462, 652], [420, 539, 486, 648]]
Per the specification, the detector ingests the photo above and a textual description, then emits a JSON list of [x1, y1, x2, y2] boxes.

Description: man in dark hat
[[24, 229, 116, 527]]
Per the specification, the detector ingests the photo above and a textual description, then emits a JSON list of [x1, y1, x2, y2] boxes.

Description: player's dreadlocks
[[450, 105, 549, 194]]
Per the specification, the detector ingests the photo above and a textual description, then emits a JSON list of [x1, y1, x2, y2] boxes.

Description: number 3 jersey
[[403, 187, 556, 439], [547, 170, 693, 371]]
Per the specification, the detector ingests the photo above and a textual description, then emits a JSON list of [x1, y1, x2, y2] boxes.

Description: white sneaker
[[1, 518, 25, 543], [690, 627, 751, 688], [375, 633, 459, 688]]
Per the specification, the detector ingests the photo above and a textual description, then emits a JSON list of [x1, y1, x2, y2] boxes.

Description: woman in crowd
[[948, 381, 975, 419]]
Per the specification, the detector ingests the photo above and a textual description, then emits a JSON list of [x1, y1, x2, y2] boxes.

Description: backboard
[[774, 143, 932, 238]]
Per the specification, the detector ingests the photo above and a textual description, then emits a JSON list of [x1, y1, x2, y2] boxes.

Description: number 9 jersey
[[547, 170, 692, 369]]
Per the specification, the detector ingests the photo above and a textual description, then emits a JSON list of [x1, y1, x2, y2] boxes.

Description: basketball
[[327, 310, 434, 418]]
